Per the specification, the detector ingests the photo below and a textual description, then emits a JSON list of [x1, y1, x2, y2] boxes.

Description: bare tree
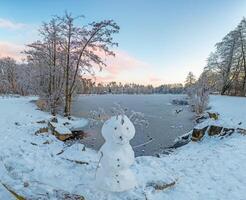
[[204, 18, 246, 97], [25, 17, 65, 114], [0, 57, 18, 94], [26, 12, 119, 115], [58, 12, 119, 116]]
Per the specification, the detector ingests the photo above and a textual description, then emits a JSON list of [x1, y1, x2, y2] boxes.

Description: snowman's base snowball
[[96, 168, 137, 192]]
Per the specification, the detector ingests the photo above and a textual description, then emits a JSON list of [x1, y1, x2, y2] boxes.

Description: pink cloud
[[94, 75, 116, 83], [149, 76, 162, 82], [104, 50, 148, 75], [0, 41, 24, 61], [0, 41, 159, 85], [90, 49, 149, 84]]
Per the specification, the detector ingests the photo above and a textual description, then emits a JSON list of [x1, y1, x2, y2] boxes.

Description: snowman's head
[[102, 115, 135, 145]]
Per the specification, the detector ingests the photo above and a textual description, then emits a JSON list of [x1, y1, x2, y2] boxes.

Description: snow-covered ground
[[0, 95, 246, 199], [210, 95, 246, 129]]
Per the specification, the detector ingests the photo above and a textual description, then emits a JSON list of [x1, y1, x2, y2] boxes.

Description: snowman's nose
[[119, 136, 123, 140]]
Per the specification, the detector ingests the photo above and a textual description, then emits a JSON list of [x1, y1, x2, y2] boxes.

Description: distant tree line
[[78, 79, 185, 94]]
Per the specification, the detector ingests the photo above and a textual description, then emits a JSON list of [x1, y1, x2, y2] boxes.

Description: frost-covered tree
[[189, 73, 210, 115], [26, 17, 67, 114], [185, 72, 197, 98], [0, 57, 18, 94], [204, 18, 246, 96], [26, 12, 119, 115], [58, 13, 119, 116], [0, 57, 36, 96], [185, 72, 196, 88]]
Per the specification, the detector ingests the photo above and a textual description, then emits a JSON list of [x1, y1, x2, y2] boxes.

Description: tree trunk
[[221, 84, 230, 95], [64, 23, 72, 117]]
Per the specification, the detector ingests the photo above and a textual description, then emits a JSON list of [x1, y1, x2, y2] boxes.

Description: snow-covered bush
[[188, 74, 210, 115], [88, 103, 149, 129]]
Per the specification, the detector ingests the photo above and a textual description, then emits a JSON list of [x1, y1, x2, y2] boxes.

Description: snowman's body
[[96, 115, 137, 192]]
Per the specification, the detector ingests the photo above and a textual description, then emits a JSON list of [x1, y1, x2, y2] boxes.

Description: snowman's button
[[114, 127, 117, 130], [117, 158, 120, 161]]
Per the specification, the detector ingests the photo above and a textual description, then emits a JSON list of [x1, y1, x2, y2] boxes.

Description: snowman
[[95, 114, 137, 192]]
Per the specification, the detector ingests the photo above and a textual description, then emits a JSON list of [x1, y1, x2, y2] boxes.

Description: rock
[[23, 182, 29, 188], [82, 146, 86, 151], [51, 117, 58, 123], [54, 190, 85, 200], [43, 140, 51, 144], [155, 153, 160, 158], [191, 126, 208, 141], [36, 99, 48, 111], [162, 148, 174, 155], [48, 121, 73, 141], [63, 122, 70, 126], [237, 128, 246, 135], [36, 120, 46, 124], [195, 115, 208, 123], [172, 139, 190, 148], [172, 99, 189, 105], [147, 180, 176, 191], [207, 112, 219, 120], [208, 125, 223, 136], [181, 134, 190, 140], [14, 122, 21, 126], [70, 130, 86, 140], [220, 128, 235, 136], [35, 127, 49, 135]]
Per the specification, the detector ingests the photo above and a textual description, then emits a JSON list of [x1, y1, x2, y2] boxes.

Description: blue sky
[[0, 0, 245, 85]]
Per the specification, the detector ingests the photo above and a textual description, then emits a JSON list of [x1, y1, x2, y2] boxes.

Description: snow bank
[[0, 95, 246, 199], [209, 95, 246, 129]]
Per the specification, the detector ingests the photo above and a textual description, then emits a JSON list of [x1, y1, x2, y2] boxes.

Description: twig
[[133, 138, 154, 149], [95, 151, 103, 179], [61, 158, 89, 165]]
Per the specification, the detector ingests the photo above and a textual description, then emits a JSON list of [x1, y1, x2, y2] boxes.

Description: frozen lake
[[71, 94, 194, 156]]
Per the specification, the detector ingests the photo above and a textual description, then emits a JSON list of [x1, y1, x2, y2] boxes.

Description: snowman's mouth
[[116, 140, 128, 145]]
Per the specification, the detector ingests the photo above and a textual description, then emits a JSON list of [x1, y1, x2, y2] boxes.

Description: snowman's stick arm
[[95, 151, 103, 179], [133, 138, 154, 149]]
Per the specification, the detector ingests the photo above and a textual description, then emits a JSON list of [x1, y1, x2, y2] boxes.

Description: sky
[[0, 0, 246, 85]]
